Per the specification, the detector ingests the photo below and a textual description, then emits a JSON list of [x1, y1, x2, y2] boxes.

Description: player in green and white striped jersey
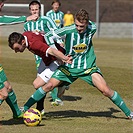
[[41, 9, 132, 119], [46, 0, 64, 28], [45, 20, 96, 73], [0, 0, 37, 25], [0, 0, 37, 119], [24, 1, 64, 113]]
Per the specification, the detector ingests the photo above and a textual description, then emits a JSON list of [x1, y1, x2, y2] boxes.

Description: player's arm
[[0, 14, 38, 25], [88, 20, 97, 37], [44, 16, 64, 45], [47, 47, 72, 64], [44, 24, 75, 46]]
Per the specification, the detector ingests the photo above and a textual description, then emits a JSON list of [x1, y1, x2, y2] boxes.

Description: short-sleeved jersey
[[46, 10, 64, 28], [23, 31, 64, 66], [0, 15, 26, 25], [24, 16, 57, 33], [63, 13, 74, 26], [45, 21, 97, 73]]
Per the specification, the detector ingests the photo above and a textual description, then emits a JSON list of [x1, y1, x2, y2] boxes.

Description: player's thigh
[[91, 73, 113, 96], [37, 59, 46, 74], [33, 76, 46, 89], [0, 86, 8, 99], [38, 61, 59, 84], [79, 74, 94, 86], [52, 68, 77, 86]]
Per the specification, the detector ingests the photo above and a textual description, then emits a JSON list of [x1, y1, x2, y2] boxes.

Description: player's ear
[[21, 39, 26, 46]]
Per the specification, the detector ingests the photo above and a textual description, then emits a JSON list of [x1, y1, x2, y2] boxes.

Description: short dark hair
[[8, 32, 24, 49], [51, 0, 61, 6], [29, 0, 41, 9]]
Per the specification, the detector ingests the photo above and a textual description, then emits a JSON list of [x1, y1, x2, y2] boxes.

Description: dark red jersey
[[23, 31, 65, 66]]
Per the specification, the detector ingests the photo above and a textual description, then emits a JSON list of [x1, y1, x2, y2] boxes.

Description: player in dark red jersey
[[8, 31, 72, 111]]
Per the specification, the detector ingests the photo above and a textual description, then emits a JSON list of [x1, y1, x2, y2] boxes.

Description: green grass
[[0, 37, 133, 133]]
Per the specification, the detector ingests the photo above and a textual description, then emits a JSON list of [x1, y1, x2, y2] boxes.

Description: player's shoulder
[[88, 20, 96, 30], [41, 15, 51, 20], [24, 19, 32, 26], [41, 16, 55, 23], [46, 10, 53, 15], [59, 10, 64, 15]]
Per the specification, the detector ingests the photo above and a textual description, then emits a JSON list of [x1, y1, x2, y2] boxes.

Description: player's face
[[75, 19, 88, 34], [30, 4, 40, 16], [12, 43, 26, 53], [52, 2, 60, 12]]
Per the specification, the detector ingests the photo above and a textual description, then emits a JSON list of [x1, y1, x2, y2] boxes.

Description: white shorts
[[38, 61, 59, 83]]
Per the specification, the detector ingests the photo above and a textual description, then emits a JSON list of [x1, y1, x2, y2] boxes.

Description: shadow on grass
[[44, 108, 127, 120], [0, 118, 45, 126], [0, 108, 128, 125], [49, 95, 82, 102], [62, 95, 82, 101], [0, 118, 24, 125]]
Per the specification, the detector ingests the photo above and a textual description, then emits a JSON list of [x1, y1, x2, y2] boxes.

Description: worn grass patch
[[0, 38, 133, 133]]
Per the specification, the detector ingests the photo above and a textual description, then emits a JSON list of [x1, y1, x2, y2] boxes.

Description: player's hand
[[26, 14, 38, 21], [63, 55, 73, 64], [60, 43, 64, 48]]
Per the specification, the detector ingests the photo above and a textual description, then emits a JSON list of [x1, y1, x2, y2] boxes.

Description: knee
[[0, 92, 8, 100], [4, 81, 12, 93], [33, 81, 38, 89], [42, 82, 54, 92], [7, 84, 13, 93], [101, 87, 114, 97]]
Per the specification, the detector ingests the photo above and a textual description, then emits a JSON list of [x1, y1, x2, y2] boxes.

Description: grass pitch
[[0, 37, 132, 133]]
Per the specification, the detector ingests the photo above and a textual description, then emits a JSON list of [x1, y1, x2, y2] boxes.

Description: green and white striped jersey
[[24, 16, 62, 69], [0, 15, 26, 25], [46, 10, 64, 28], [45, 20, 97, 72], [24, 16, 58, 33]]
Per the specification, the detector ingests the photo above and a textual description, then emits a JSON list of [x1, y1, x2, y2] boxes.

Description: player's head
[[29, 0, 41, 16], [74, 9, 89, 34], [8, 32, 26, 53], [51, 0, 61, 12]]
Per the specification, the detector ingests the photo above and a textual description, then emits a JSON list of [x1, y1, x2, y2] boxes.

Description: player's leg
[[23, 77, 61, 111], [0, 65, 7, 104], [38, 61, 63, 106], [0, 86, 8, 105], [91, 72, 132, 118], [4, 81, 22, 118], [33, 76, 46, 115], [57, 85, 70, 98], [35, 58, 46, 114], [0, 65, 22, 118], [23, 61, 60, 111]]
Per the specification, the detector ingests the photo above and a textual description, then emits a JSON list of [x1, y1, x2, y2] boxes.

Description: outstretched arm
[[48, 47, 72, 64], [0, 14, 38, 25]]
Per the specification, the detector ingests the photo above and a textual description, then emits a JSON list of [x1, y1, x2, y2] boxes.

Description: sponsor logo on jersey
[[55, 19, 60, 26], [72, 43, 87, 53]]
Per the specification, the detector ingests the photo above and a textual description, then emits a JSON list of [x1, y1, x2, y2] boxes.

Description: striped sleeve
[[0, 15, 26, 25]]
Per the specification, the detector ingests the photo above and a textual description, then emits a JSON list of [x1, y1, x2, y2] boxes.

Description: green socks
[[50, 88, 59, 101], [6, 90, 21, 117], [24, 87, 46, 111], [110, 91, 131, 116]]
